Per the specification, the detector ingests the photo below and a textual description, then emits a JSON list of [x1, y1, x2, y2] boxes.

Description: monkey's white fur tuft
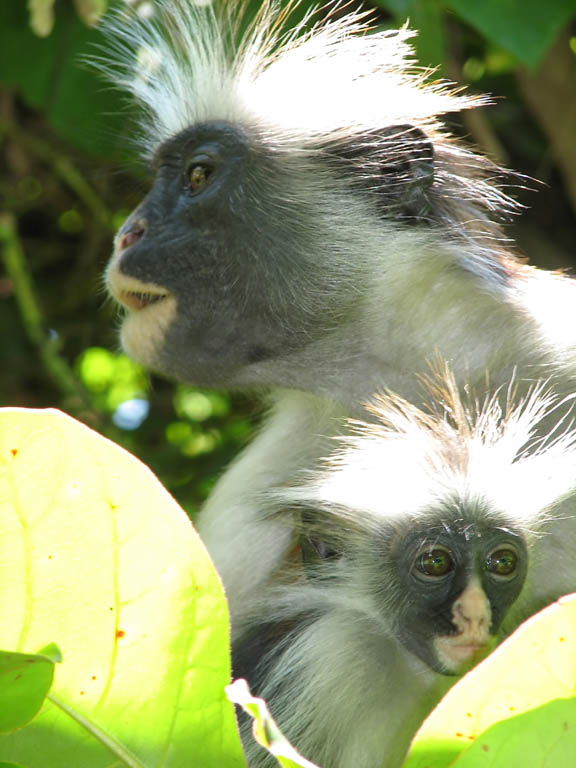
[[100, 1, 482, 152], [283, 367, 576, 532], [98, 0, 517, 230]]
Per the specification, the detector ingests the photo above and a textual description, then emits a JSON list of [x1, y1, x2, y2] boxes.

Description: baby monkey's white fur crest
[[291, 370, 576, 532]]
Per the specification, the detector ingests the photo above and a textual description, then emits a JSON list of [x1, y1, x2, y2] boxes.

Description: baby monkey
[[234, 372, 576, 768]]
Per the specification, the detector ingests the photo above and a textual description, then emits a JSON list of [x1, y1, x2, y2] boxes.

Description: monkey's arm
[[197, 390, 344, 619]]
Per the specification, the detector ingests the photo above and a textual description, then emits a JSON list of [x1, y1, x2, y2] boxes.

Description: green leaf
[[227, 679, 319, 768], [454, 699, 576, 767], [447, 0, 576, 68], [409, 1, 446, 71], [0, 408, 245, 767], [404, 594, 576, 767], [0, 648, 60, 733], [28, 0, 56, 37], [0, 0, 130, 156], [376, 0, 446, 70], [35, 644, 63, 664], [375, 0, 413, 17]]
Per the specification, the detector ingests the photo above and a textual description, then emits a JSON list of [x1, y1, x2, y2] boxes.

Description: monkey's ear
[[377, 124, 435, 218], [299, 508, 340, 573], [330, 124, 435, 219]]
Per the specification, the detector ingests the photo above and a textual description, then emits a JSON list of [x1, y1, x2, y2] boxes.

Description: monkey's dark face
[[299, 500, 527, 676], [107, 118, 435, 387], [106, 120, 365, 386], [383, 509, 528, 676]]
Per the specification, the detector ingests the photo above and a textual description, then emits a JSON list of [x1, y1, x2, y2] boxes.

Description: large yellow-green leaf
[[0, 408, 245, 767], [404, 594, 576, 767]]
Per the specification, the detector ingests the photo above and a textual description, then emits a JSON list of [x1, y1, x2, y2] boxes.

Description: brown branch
[[0, 212, 92, 410], [517, 28, 576, 216], [0, 119, 114, 230]]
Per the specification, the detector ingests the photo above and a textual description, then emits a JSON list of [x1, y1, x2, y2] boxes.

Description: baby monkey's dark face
[[389, 512, 527, 675], [301, 501, 528, 676]]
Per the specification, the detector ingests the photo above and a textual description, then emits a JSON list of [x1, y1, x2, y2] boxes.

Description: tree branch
[[0, 212, 91, 409], [0, 119, 114, 229]]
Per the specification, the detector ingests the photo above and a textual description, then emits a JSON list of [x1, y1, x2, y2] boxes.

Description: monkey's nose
[[117, 217, 148, 252], [452, 584, 491, 633]]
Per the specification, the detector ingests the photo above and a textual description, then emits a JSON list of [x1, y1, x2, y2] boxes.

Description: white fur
[[99, 2, 483, 152], [292, 374, 576, 528], [98, 0, 513, 237], [240, 602, 451, 768]]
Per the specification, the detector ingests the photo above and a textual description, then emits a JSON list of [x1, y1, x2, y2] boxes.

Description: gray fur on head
[[233, 371, 576, 768]]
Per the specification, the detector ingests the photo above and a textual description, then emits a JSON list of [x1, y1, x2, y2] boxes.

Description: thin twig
[[0, 212, 91, 407], [0, 119, 114, 229]]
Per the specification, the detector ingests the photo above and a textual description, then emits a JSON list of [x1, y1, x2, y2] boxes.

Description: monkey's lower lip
[[447, 643, 488, 662], [119, 290, 170, 311]]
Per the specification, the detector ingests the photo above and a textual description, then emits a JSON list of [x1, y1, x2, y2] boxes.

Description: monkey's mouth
[[119, 290, 170, 311], [445, 642, 488, 663], [434, 635, 495, 673], [106, 264, 172, 312]]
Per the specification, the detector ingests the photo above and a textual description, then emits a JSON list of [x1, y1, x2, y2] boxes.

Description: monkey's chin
[[434, 636, 496, 675], [119, 295, 178, 369]]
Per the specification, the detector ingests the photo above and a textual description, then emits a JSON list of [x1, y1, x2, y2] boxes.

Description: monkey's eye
[[301, 533, 338, 566], [187, 163, 212, 194], [485, 547, 518, 580], [415, 548, 454, 579]]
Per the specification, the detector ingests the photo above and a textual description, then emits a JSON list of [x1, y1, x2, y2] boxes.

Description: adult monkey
[[102, 1, 576, 625], [232, 375, 576, 768]]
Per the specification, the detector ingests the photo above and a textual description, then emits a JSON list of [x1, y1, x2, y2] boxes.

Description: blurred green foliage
[[72, 347, 259, 516], [0, 0, 575, 522], [378, 0, 576, 68]]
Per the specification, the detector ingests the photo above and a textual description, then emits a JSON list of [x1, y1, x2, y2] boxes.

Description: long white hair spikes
[[273, 363, 576, 536], [95, 0, 521, 239], [97, 1, 482, 149]]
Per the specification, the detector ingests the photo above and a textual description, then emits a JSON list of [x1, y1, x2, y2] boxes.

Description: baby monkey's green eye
[[486, 548, 518, 578], [416, 548, 454, 578]]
